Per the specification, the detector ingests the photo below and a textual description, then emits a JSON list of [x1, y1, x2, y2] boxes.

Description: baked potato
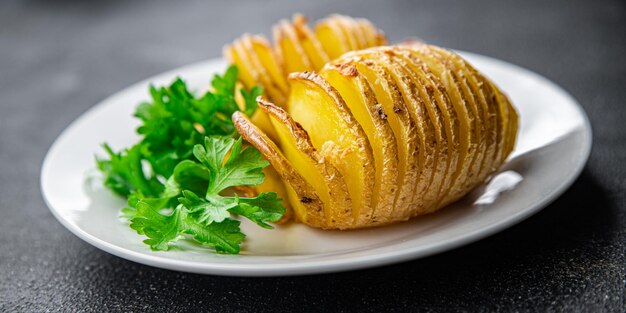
[[228, 16, 518, 229]]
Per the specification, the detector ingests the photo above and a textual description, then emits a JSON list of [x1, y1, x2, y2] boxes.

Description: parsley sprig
[[96, 66, 283, 254]]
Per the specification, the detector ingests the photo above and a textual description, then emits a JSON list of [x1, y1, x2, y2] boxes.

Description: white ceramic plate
[[41, 51, 591, 276]]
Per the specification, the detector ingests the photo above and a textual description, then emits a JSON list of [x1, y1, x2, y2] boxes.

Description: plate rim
[[40, 52, 592, 277]]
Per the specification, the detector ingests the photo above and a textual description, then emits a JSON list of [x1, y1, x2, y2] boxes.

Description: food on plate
[[96, 13, 518, 254], [233, 42, 518, 229]]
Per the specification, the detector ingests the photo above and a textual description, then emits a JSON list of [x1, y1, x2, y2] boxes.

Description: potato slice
[[427, 46, 494, 198], [320, 63, 398, 225], [233, 111, 325, 227], [384, 47, 459, 212], [286, 72, 375, 226], [404, 46, 475, 207], [292, 14, 330, 70], [260, 98, 354, 229], [356, 18, 387, 47], [315, 17, 352, 60], [463, 64, 508, 180], [337, 15, 368, 49], [417, 46, 483, 205], [260, 97, 358, 228], [234, 35, 287, 105], [500, 91, 518, 158], [245, 35, 289, 100], [353, 50, 442, 217], [273, 20, 313, 74], [330, 14, 361, 51], [223, 40, 259, 91], [490, 83, 518, 167], [343, 56, 420, 221], [424, 50, 499, 185]]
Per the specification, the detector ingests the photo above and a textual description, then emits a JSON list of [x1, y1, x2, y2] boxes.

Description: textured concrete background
[[1, 0, 625, 311]]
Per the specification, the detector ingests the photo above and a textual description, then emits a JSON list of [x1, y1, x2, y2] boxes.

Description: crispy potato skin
[[228, 16, 518, 229], [233, 111, 327, 227]]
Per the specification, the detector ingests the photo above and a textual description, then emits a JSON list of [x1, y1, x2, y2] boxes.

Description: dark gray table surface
[[1, 0, 624, 312]]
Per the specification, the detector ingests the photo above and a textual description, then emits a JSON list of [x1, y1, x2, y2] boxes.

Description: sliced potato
[[273, 20, 313, 74], [292, 14, 330, 70], [414, 45, 481, 206], [463, 64, 508, 180], [383, 47, 458, 212], [315, 15, 386, 61], [491, 80, 518, 165], [344, 56, 420, 221], [258, 97, 355, 229], [427, 46, 490, 200], [330, 14, 360, 51], [402, 46, 471, 207], [236, 35, 287, 105], [286, 72, 375, 226], [502, 91, 519, 158], [338, 15, 368, 49], [246, 35, 289, 100], [320, 63, 398, 224], [230, 31, 519, 228], [351, 50, 440, 217], [315, 17, 351, 60], [356, 18, 387, 46], [233, 82, 279, 143], [223, 40, 259, 90], [232, 111, 325, 227]]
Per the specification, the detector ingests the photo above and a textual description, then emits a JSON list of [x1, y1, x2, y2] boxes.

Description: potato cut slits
[[260, 98, 355, 228], [248, 36, 290, 95], [331, 15, 362, 51], [364, 52, 441, 217], [315, 18, 351, 60], [237, 35, 287, 105], [417, 46, 483, 206], [397, 51, 460, 209], [348, 57, 420, 222], [292, 14, 330, 70], [379, 50, 448, 213], [427, 46, 491, 202], [274, 20, 313, 74], [321, 65, 398, 225], [286, 72, 374, 227], [233, 112, 325, 227]]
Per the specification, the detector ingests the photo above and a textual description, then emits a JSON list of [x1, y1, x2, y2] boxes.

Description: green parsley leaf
[[231, 192, 285, 229], [96, 65, 285, 254], [179, 190, 235, 225], [129, 201, 184, 251], [193, 137, 267, 195], [96, 144, 163, 198], [182, 218, 245, 254], [128, 199, 245, 254], [241, 86, 263, 116]]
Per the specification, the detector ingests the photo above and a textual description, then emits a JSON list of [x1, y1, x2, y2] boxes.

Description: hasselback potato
[[227, 15, 518, 229]]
